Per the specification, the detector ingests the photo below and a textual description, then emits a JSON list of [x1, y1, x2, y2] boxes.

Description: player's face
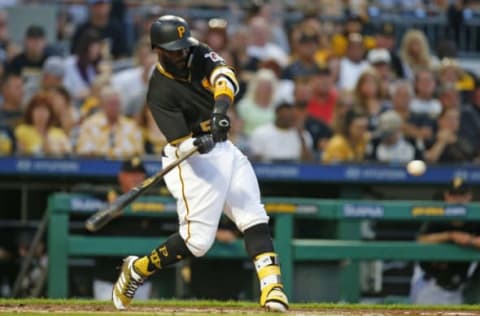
[[158, 48, 189, 70]]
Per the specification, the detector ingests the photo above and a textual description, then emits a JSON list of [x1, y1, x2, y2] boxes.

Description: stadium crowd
[[0, 0, 479, 165]]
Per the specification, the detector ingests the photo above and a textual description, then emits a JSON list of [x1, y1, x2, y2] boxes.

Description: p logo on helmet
[[177, 26, 185, 38]]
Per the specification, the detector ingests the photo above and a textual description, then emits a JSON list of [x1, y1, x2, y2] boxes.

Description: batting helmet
[[150, 15, 198, 51]]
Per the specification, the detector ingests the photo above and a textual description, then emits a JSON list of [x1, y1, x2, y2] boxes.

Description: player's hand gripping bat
[[84, 146, 198, 232]]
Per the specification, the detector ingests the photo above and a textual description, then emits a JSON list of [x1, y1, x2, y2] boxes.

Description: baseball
[[406, 160, 427, 176]]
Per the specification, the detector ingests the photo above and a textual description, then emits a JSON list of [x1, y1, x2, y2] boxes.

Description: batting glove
[[193, 134, 215, 154]]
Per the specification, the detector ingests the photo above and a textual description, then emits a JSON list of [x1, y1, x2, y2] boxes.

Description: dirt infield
[[1, 305, 479, 316], [1, 300, 480, 316]]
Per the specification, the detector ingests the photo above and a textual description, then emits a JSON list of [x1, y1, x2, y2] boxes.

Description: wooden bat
[[84, 147, 198, 232]]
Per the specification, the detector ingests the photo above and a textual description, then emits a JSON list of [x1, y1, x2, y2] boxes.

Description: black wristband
[[213, 97, 231, 115]]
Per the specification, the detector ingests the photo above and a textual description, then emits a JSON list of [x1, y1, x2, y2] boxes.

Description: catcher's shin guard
[[112, 256, 146, 310], [254, 252, 289, 312]]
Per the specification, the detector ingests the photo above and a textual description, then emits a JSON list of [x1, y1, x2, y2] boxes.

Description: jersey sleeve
[[195, 44, 239, 102], [147, 81, 192, 145]]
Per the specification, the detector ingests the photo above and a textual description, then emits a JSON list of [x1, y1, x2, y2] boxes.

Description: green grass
[[1, 298, 480, 315]]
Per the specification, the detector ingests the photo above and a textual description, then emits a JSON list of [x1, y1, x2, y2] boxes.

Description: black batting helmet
[[150, 15, 198, 51]]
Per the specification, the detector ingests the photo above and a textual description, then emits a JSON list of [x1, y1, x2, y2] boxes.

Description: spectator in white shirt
[[63, 29, 102, 106], [249, 102, 313, 163], [111, 37, 156, 116], [410, 69, 442, 118], [337, 33, 369, 91]]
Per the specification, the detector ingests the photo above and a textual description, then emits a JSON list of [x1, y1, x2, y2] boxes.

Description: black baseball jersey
[[147, 43, 227, 144], [419, 221, 480, 290]]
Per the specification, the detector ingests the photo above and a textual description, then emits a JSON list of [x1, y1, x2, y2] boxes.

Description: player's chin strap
[[253, 252, 284, 306]]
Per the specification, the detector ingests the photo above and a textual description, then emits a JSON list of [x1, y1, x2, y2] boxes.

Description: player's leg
[[112, 232, 192, 310], [224, 142, 288, 312], [113, 145, 229, 309]]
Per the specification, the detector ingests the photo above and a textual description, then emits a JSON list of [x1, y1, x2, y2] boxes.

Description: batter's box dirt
[[1, 299, 479, 315]]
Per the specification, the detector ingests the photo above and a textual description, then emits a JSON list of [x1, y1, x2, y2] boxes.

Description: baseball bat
[[84, 146, 198, 232]]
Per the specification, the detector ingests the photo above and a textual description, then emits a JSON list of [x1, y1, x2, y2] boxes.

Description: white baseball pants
[[162, 140, 269, 257]]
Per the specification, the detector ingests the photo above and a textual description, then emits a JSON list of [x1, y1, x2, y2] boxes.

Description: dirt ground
[[1, 303, 480, 316]]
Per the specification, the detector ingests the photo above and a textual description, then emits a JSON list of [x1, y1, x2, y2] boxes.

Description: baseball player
[[112, 15, 289, 312]]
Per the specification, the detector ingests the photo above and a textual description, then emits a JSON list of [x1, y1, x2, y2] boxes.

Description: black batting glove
[[193, 134, 215, 154], [211, 113, 230, 142]]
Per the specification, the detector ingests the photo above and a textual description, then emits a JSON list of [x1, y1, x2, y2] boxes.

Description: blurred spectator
[[331, 90, 355, 133], [48, 86, 80, 137], [299, 16, 331, 66], [259, 58, 294, 105], [410, 69, 442, 118], [204, 18, 232, 64], [6, 25, 51, 104], [293, 76, 313, 106], [410, 177, 478, 305], [133, 5, 163, 44], [249, 102, 313, 162], [306, 65, 338, 126], [323, 109, 369, 163], [0, 124, 13, 155], [367, 48, 394, 99], [399, 29, 438, 79], [40, 56, 66, 92], [366, 110, 419, 163], [71, 0, 127, 59], [331, 14, 375, 58], [0, 9, 15, 65], [79, 73, 110, 119], [56, 8, 75, 44], [254, 2, 290, 54], [236, 68, 277, 136], [436, 58, 474, 102], [425, 108, 474, 163], [337, 33, 369, 91], [282, 24, 321, 81], [75, 87, 143, 158], [353, 69, 389, 131], [111, 37, 156, 116], [390, 80, 435, 146], [6, 25, 49, 78], [447, 0, 465, 46], [0, 72, 24, 130], [292, 101, 332, 157], [459, 78, 480, 160], [228, 25, 250, 85], [374, 22, 405, 78], [63, 29, 103, 105], [14, 93, 72, 156], [438, 84, 461, 111], [436, 58, 463, 89], [226, 107, 250, 156], [134, 105, 166, 155], [245, 16, 288, 71]]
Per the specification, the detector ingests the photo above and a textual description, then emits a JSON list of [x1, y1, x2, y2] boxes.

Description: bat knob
[[84, 220, 98, 232]]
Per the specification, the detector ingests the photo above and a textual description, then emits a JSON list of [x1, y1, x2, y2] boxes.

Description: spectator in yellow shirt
[[322, 109, 369, 163], [75, 86, 144, 158], [14, 93, 72, 156]]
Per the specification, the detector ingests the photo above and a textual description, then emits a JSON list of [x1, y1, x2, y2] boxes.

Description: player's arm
[[209, 65, 239, 142], [148, 102, 214, 154]]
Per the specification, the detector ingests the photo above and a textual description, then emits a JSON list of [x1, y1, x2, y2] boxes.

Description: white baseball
[[406, 160, 427, 176]]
